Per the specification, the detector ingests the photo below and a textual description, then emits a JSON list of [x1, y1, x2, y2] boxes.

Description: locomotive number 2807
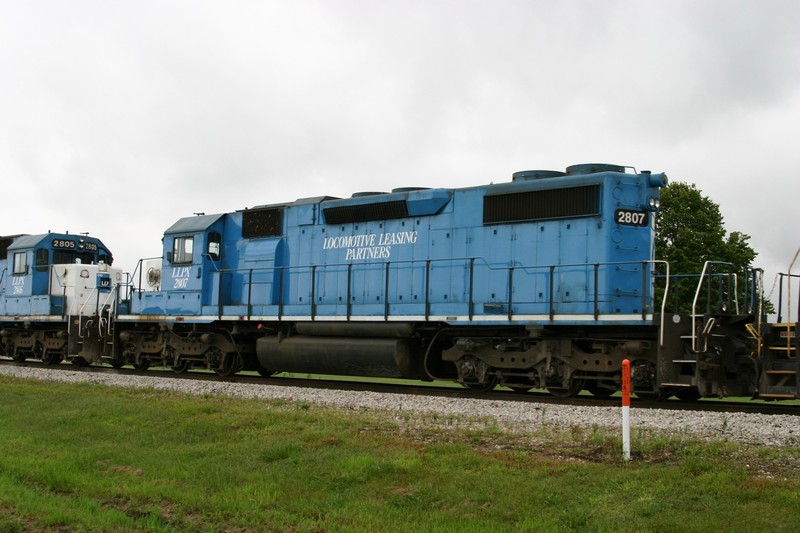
[[615, 209, 649, 227]]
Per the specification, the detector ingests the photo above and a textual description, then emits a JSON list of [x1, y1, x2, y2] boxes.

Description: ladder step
[[759, 393, 797, 399], [766, 370, 797, 375], [672, 360, 697, 364], [660, 383, 692, 387], [768, 346, 796, 351]]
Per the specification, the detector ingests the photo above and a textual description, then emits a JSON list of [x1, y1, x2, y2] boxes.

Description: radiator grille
[[0, 237, 11, 260], [324, 200, 409, 224], [483, 185, 601, 224], [242, 208, 283, 238]]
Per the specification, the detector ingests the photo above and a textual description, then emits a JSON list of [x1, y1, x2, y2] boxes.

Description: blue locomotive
[[111, 162, 783, 399], [0, 232, 124, 365], [115, 163, 668, 382]]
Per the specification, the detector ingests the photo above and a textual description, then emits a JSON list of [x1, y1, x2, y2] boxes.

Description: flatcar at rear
[[0, 233, 124, 366]]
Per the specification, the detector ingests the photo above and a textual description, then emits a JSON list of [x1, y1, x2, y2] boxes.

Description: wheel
[[505, 378, 535, 394], [257, 367, 276, 377], [214, 352, 243, 377], [547, 378, 584, 398], [170, 360, 190, 373], [586, 382, 614, 398], [674, 387, 702, 401], [41, 351, 63, 365], [33, 342, 45, 361], [133, 361, 150, 371], [634, 391, 666, 402], [462, 375, 498, 392], [110, 360, 125, 369], [71, 357, 90, 367], [10, 342, 26, 364]]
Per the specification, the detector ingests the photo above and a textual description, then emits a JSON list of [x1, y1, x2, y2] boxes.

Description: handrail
[[206, 257, 664, 325], [75, 287, 98, 339], [745, 323, 762, 358], [689, 261, 737, 352], [776, 272, 800, 324], [690, 261, 714, 352], [653, 260, 670, 348], [73, 281, 119, 338], [48, 265, 69, 318], [132, 256, 162, 296], [206, 256, 664, 280], [751, 268, 764, 334], [48, 265, 69, 290], [102, 285, 120, 337], [788, 246, 800, 324]]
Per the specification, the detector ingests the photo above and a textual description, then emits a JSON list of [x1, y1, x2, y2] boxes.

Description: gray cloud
[[2, 0, 799, 303]]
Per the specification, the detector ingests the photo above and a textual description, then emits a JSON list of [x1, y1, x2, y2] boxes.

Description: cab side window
[[13, 252, 28, 274], [208, 232, 221, 261], [35, 248, 49, 271], [172, 236, 194, 264]]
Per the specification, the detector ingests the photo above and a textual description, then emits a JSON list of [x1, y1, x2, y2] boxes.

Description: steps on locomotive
[[760, 365, 798, 399], [759, 323, 798, 399], [766, 322, 797, 358]]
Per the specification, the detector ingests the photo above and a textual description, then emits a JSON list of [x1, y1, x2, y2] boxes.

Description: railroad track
[[2, 359, 798, 417]]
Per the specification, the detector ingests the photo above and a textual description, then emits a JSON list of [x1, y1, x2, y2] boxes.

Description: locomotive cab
[[132, 213, 226, 316], [0, 232, 122, 365], [1, 233, 115, 316], [122, 213, 261, 375]]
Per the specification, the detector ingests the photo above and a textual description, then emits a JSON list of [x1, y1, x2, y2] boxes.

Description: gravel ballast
[[1, 365, 798, 447]]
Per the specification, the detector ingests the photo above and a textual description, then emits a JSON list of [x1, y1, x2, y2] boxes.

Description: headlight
[[645, 197, 660, 211]]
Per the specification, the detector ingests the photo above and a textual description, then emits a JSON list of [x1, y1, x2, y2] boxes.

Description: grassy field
[[0, 374, 798, 532]]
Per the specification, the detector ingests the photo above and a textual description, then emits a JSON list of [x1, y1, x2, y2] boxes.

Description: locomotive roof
[[7, 233, 105, 250], [164, 213, 224, 235], [7, 234, 47, 249], [241, 195, 339, 211]]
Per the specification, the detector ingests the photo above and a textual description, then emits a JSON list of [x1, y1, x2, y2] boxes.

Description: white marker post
[[621, 358, 631, 461]]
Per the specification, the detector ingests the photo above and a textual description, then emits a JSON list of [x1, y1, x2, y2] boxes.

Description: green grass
[[0, 374, 798, 532]]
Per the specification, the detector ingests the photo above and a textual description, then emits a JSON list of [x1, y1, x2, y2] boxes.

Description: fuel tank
[[256, 336, 424, 379]]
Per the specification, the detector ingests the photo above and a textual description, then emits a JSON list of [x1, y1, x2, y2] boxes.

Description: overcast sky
[[2, 0, 799, 308]]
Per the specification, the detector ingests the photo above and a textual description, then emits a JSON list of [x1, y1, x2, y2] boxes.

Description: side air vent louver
[[483, 185, 601, 224], [324, 200, 409, 225], [0, 238, 12, 260], [242, 207, 283, 238]]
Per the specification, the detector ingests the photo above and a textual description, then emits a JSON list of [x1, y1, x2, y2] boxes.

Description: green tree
[[655, 182, 762, 315]]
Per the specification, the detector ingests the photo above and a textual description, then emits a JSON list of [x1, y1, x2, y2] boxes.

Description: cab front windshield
[[53, 251, 101, 265]]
